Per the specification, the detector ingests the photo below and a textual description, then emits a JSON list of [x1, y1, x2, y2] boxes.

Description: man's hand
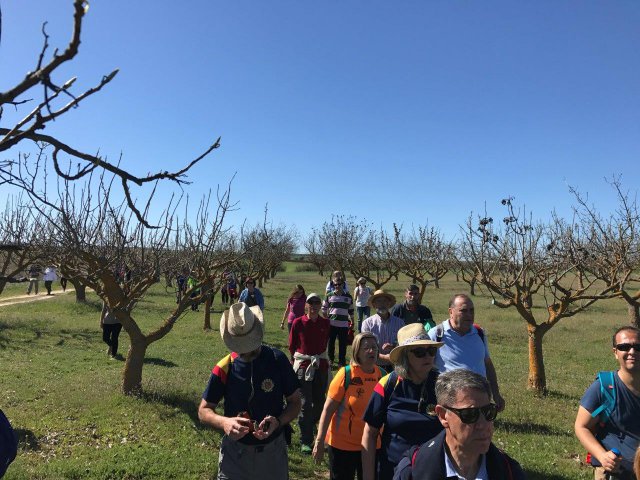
[[223, 416, 252, 440], [597, 449, 622, 473], [252, 415, 279, 440]]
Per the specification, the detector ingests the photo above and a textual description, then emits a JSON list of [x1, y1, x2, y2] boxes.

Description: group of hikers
[[1, 269, 639, 479], [195, 270, 640, 480]]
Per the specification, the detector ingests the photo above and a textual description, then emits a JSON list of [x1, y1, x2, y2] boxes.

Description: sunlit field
[[0, 264, 628, 479]]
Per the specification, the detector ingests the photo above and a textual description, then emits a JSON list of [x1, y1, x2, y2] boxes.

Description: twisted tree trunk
[[527, 323, 551, 395]]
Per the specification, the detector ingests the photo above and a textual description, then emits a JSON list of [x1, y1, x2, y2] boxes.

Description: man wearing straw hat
[[361, 289, 405, 372], [198, 303, 301, 480]]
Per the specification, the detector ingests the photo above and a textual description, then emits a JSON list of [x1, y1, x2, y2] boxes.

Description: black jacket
[[393, 430, 526, 480]]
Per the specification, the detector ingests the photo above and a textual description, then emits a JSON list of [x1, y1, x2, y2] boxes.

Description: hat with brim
[[389, 323, 443, 364], [220, 302, 264, 354], [368, 289, 397, 308]]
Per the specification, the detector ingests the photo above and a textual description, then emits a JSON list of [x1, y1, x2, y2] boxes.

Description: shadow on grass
[[143, 357, 178, 367], [0, 321, 9, 349], [496, 419, 571, 437], [16, 428, 40, 451], [524, 469, 572, 480], [140, 390, 200, 426], [55, 330, 94, 346], [546, 390, 581, 403]]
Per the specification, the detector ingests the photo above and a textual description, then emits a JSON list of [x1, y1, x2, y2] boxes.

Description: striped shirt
[[322, 290, 354, 328]]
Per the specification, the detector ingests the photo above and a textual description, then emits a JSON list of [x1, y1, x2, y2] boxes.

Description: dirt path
[[0, 288, 74, 308]]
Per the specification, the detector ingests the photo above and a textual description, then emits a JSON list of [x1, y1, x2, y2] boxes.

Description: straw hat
[[389, 323, 443, 364], [368, 289, 397, 308], [220, 302, 264, 354]]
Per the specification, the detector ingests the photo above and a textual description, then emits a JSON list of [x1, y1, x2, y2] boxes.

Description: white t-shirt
[[353, 285, 372, 307]]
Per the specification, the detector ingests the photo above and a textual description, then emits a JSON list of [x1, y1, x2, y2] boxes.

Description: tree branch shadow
[[496, 419, 571, 437], [143, 357, 178, 367], [140, 389, 200, 426]]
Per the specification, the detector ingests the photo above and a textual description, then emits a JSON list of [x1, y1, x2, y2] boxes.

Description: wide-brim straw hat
[[220, 302, 264, 354], [368, 289, 397, 308], [389, 323, 444, 364]]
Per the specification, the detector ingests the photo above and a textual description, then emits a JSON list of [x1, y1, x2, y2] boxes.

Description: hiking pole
[[604, 448, 621, 480]]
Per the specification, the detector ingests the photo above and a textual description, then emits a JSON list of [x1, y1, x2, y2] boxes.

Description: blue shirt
[[239, 287, 265, 310], [580, 371, 640, 472], [427, 320, 489, 376], [363, 370, 442, 479], [203, 346, 299, 445]]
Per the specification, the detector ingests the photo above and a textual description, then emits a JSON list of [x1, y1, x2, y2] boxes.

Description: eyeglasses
[[361, 344, 378, 352], [444, 404, 498, 424], [307, 301, 322, 306], [615, 343, 640, 352], [246, 282, 254, 286], [410, 347, 437, 358]]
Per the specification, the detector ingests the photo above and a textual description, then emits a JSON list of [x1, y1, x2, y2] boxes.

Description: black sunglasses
[[445, 403, 498, 424], [410, 347, 438, 358], [615, 343, 640, 352]]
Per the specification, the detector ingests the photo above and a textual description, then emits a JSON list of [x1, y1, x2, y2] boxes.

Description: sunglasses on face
[[410, 347, 438, 358], [445, 403, 498, 424], [307, 301, 322, 306], [615, 343, 640, 352]]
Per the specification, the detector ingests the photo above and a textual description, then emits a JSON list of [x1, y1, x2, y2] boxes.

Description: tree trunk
[[455, 272, 459, 282], [69, 278, 86, 302], [0, 279, 7, 295], [258, 277, 263, 288], [527, 323, 550, 394], [433, 278, 440, 289], [203, 295, 212, 330], [628, 302, 640, 328], [122, 338, 148, 395], [469, 277, 476, 296]]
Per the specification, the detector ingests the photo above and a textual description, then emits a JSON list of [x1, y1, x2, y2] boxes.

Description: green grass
[[0, 265, 629, 479]]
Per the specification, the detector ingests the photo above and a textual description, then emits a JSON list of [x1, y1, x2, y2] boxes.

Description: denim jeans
[[356, 306, 370, 331]]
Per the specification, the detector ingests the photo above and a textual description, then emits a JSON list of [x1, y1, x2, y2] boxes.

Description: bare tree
[[234, 221, 296, 288], [570, 179, 640, 327], [8, 146, 233, 394], [0, 0, 220, 227], [0, 196, 47, 294], [349, 228, 398, 290], [459, 198, 618, 394], [390, 224, 454, 297]]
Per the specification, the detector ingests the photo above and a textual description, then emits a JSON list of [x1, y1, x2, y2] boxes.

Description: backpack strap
[[591, 371, 616, 424], [343, 364, 351, 393], [474, 324, 485, 343], [382, 371, 401, 410]]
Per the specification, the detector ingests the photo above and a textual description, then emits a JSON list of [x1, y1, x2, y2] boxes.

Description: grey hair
[[435, 369, 491, 406], [394, 350, 411, 379]]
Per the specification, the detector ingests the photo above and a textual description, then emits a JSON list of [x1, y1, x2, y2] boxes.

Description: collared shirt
[[444, 451, 488, 480], [361, 313, 404, 366]]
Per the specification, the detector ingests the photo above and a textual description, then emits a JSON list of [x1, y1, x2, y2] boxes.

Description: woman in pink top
[[281, 284, 307, 332]]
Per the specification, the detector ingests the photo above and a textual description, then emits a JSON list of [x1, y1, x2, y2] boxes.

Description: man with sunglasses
[[394, 369, 525, 480], [575, 326, 640, 480]]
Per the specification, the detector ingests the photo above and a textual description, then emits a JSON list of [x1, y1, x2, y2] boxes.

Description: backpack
[[0, 409, 18, 477], [435, 322, 485, 343], [590, 370, 616, 425]]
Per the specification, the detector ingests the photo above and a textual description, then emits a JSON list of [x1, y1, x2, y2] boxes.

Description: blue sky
[[2, 1, 639, 245]]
